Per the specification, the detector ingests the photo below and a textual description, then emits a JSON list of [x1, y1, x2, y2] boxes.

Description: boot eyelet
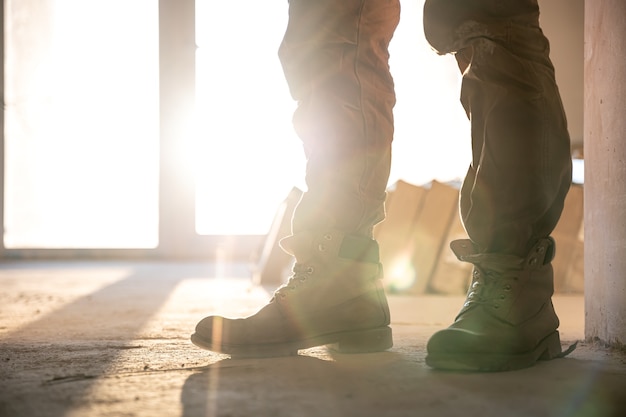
[[529, 258, 538, 267], [473, 270, 481, 278], [464, 302, 471, 307], [318, 244, 326, 252], [493, 304, 500, 309], [500, 295, 506, 300], [472, 281, 480, 289], [306, 266, 314, 274], [503, 284, 512, 291], [468, 291, 476, 299], [324, 234, 333, 240]]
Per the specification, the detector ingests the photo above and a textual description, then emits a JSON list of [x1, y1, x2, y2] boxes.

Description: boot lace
[[459, 249, 579, 358], [275, 263, 315, 299], [460, 253, 525, 310]]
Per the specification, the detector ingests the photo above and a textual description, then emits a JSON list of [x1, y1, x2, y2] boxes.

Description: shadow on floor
[[180, 348, 626, 417], [0, 262, 225, 417], [1, 262, 625, 417]]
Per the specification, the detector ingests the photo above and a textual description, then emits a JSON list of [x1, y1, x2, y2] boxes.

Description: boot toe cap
[[427, 327, 485, 355], [194, 315, 216, 334]]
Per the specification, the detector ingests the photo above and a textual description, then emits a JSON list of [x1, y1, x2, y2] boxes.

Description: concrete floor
[[0, 261, 625, 417]]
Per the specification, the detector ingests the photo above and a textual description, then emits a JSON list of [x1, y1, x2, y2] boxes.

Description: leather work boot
[[191, 230, 393, 357], [426, 237, 573, 371]]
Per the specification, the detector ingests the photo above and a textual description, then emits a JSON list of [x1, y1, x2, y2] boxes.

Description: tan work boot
[[426, 237, 573, 371], [191, 230, 392, 357]]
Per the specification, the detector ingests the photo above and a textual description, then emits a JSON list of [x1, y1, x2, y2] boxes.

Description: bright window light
[[194, 0, 305, 236], [194, 0, 470, 236], [3, 0, 160, 248], [4, 0, 471, 247]]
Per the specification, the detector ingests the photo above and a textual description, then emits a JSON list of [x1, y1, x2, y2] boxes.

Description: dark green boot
[[426, 237, 572, 371], [191, 230, 392, 357]]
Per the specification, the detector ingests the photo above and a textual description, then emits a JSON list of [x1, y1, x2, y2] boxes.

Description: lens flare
[[385, 254, 417, 292]]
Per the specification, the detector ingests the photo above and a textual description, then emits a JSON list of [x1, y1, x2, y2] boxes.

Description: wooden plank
[[251, 187, 302, 286], [408, 180, 459, 294], [374, 180, 427, 292], [552, 184, 584, 293], [428, 212, 472, 294], [564, 218, 584, 293]]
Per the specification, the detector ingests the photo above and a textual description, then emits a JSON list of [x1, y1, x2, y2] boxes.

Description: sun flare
[[4, 0, 469, 248]]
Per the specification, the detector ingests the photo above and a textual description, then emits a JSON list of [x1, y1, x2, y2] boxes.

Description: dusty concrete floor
[[0, 261, 625, 417]]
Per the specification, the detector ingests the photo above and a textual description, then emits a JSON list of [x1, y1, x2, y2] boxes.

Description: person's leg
[[423, 0, 573, 371], [191, 0, 401, 357], [281, 0, 398, 238]]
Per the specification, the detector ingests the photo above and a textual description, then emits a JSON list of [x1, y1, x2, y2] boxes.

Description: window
[[194, 0, 305, 236], [1, 0, 469, 256], [3, 0, 159, 249]]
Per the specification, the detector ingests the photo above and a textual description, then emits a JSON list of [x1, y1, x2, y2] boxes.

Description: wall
[[539, 0, 584, 149]]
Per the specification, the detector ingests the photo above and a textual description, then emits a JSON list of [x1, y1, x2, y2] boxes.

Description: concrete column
[[158, 0, 197, 257], [584, 0, 626, 347]]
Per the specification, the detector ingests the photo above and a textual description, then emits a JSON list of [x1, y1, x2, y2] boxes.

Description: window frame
[[0, 0, 263, 260]]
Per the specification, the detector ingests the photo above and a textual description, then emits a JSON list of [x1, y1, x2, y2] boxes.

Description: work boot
[[426, 237, 572, 371], [191, 230, 393, 357]]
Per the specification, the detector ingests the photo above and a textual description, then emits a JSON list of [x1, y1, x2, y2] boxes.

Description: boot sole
[[191, 326, 393, 358], [425, 331, 563, 372]]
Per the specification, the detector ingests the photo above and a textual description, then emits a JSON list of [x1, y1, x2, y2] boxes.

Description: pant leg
[[278, 0, 401, 238], [423, 0, 572, 256]]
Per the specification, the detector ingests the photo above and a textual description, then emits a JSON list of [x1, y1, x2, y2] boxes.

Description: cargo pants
[[278, 0, 572, 257]]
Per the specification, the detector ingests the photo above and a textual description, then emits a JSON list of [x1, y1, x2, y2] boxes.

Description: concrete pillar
[[584, 0, 626, 347], [158, 0, 197, 257]]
